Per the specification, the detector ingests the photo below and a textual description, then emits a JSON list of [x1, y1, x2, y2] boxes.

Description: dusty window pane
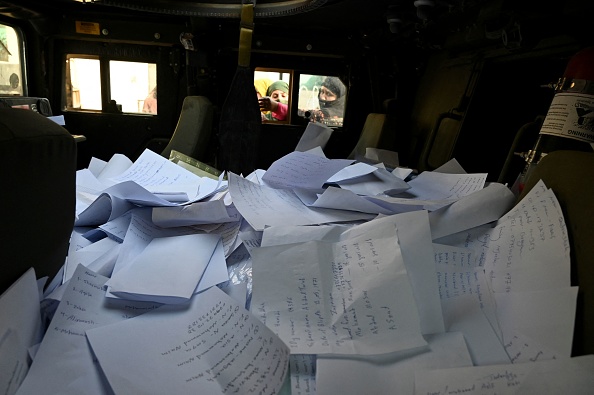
[[0, 24, 23, 96], [254, 69, 292, 123], [110, 61, 157, 114], [298, 74, 346, 127], [68, 57, 101, 110]]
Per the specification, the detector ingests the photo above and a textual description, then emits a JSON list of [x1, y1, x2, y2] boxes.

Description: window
[[67, 57, 101, 110], [111, 60, 157, 113], [254, 68, 292, 123], [254, 69, 348, 127], [0, 23, 24, 96], [298, 74, 346, 127], [65, 55, 157, 114]]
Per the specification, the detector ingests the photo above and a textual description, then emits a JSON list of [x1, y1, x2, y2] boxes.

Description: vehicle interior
[[1, 0, 593, 182], [2, 1, 594, 392]]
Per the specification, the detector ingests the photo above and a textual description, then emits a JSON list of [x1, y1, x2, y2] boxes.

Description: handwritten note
[[0, 268, 44, 395], [251, 228, 426, 355], [316, 332, 473, 395], [228, 173, 373, 231], [484, 186, 570, 293], [290, 355, 316, 395], [86, 286, 290, 395], [109, 148, 200, 187], [433, 243, 501, 343], [0, 329, 29, 395], [262, 151, 353, 190], [414, 355, 594, 395], [414, 363, 529, 395], [15, 264, 162, 395], [403, 171, 487, 200], [501, 330, 559, 364], [433, 181, 570, 293], [433, 243, 477, 270]]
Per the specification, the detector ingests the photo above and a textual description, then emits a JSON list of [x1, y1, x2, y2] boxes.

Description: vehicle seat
[[0, 108, 76, 294], [518, 149, 594, 356], [348, 98, 403, 162], [161, 96, 214, 162], [347, 113, 388, 160]]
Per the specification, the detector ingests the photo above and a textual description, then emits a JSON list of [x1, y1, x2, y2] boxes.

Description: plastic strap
[[238, 3, 254, 67]]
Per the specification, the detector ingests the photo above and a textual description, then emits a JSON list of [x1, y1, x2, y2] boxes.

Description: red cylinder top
[[563, 46, 594, 80]]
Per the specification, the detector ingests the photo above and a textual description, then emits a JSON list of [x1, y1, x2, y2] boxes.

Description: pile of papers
[[2, 145, 593, 395]]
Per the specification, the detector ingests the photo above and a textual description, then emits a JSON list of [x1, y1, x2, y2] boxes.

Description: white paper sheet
[[428, 182, 516, 240], [251, 222, 426, 355], [441, 294, 511, 366], [0, 329, 29, 395], [0, 269, 43, 395], [289, 354, 316, 395], [261, 151, 354, 190], [399, 171, 487, 200], [295, 122, 334, 152], [86, 286, 290, 395], [494, 287, 578, 358], [316, 332, 473, 395], [432, 243, 500, 334], [334, 168, 411, 196], [414, 355, 594, 395], [15, 265, 162, 395], [228, 172, 374, 231], [152, 200, 240, 227], [109, 148, 200, 188], [484, 187, 570, 293], [63, 236, 120, 282], [91, 153, 133, 185], [326, 162, 377, 182], [261, 211, 445, 336], [392, 166, 414, 180], [106, 233, 221, 304], [301, 186, 395, 215]]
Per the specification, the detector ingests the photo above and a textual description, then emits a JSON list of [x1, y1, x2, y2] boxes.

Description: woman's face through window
[[270, 89, 287, 102], [319, 87, 337, 102]]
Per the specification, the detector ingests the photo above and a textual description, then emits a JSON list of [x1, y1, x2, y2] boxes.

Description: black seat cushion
[[0, 108, 76, 294]]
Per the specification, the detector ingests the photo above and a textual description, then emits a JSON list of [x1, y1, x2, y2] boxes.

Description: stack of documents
[[1, 147, 593, 395]]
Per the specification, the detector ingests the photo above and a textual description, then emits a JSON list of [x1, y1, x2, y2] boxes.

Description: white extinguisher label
[[540, 92, 594, 143]]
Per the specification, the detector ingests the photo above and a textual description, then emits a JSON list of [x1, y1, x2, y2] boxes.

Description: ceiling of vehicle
[[1, 0, 593, 53]]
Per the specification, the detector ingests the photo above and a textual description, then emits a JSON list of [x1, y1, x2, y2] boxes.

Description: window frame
[[254, 67, 294, 125], [296, 72, 347, 128], [0, 21, 26, 97], [63, 53, 157, 115]]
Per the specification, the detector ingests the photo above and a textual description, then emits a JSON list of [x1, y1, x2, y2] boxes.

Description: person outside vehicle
[[259, 80, 289, 121], [254, 78, 272, 121], [142, 86, 157, 114], [310, 76, 345, 124]]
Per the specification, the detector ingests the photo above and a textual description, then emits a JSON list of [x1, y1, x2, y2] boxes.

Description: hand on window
[[258, 97, 279, 112]]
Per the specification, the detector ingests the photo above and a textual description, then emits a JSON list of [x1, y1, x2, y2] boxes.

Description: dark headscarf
[[319, 76, 346, 118]]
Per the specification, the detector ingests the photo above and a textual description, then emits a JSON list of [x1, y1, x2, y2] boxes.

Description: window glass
[[65, 56, 156, 114], [298, 74, 346, 127], [110, 60, 157, 114], [0, 23, 24, 96], [67, 57, 101, 110], [254, 69, 292, 123]]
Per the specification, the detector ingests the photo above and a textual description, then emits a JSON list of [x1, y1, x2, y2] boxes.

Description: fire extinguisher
[[517, 46, 594, 191]]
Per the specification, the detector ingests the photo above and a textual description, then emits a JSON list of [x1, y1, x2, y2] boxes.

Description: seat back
[[0, 108, 76, 294], [519, 149, 594, 356], [161, 96, 214, 162], [347, 113, 387, 160]]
